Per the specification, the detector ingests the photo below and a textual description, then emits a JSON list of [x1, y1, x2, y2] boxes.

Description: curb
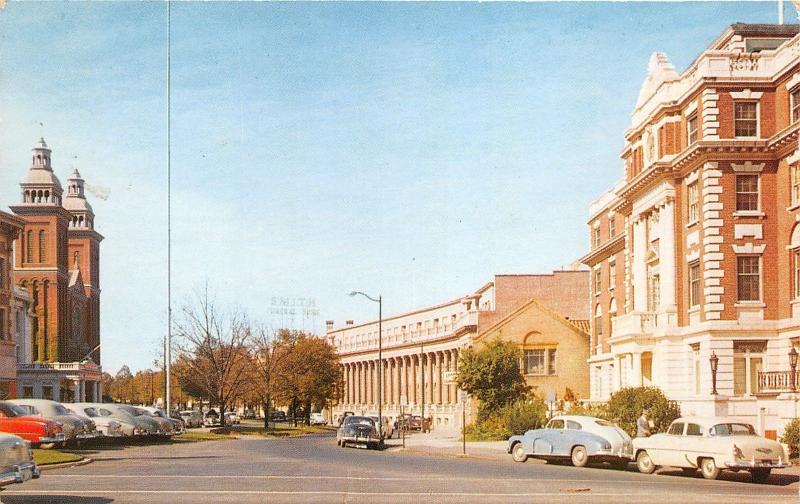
[[40, 457, 93, 471], [391, 446, 506, 462]]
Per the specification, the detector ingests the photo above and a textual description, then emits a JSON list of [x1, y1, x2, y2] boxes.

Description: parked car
[[204, 409, 221, 427], [336, 415, 382, 449], [115, 405, 175, 437], [0, 401, 65, 448], [336, 411, 354, 426], [507, 415, 633, 469], [81, 403, 156, 438], [64, 405, 125, 439], [394, 414, 429, 432], [140, 407, 185, 434], [224, 411, 240, 425], [633, 416, 790, 482], [9, 399, 101, 445], [310, 413, 327, 426], [70, 403, 139, 438], [0, 433, 40, 488], [179, 410, 204, 428], [367, 415, 393, 439], [270, 410, 286, 422]]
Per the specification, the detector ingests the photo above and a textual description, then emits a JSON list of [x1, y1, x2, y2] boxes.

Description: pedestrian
[[636, 408, 651, 437]]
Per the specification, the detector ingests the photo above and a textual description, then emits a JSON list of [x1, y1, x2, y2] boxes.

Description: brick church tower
[[9, 138, 103, 364]]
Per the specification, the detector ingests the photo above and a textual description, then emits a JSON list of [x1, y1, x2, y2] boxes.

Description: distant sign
[[443, 371, 457, 385], [269, 297, 320, 318], [546, 389, 556, 403], [459, 390, 468, 403]]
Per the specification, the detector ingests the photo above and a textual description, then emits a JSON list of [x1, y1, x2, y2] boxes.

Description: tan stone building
[[472, 298, 590, 401], [0, 211, 25, 398]]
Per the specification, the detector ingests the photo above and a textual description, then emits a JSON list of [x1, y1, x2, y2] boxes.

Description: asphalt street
[[1, 431, 798, 503]]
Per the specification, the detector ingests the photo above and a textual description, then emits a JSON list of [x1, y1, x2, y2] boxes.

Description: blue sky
[[0, 1, 791, 373]]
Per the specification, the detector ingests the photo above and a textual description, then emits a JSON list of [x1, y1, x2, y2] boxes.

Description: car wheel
[[636, 450, 656, 474], [751, 468, 771, 484], [570, 445, 589, 468], [699, 458, 720, 480], [511, 443, 528, 463]]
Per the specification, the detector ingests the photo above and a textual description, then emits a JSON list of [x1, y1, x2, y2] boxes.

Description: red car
[[0, 402, 64, 447]]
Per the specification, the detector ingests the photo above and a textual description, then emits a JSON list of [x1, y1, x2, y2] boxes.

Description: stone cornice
[[581, 234, 626, 267]]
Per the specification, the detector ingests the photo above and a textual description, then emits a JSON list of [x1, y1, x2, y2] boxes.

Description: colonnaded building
[[583, 24, 800, 438], [5, 138, 104, 402], [328, 271, 589, 432]]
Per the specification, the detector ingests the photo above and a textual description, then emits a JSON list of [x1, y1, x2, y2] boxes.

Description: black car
[[270, 410, 286, 421], [336, 416, 382, 449]]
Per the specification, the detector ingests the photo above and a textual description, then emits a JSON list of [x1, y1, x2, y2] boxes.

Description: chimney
[[346, 320, 354, 326], [325, 320, 334, 330]]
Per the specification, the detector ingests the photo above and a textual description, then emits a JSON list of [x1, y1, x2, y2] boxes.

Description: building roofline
[[472, 297, 589, 343]]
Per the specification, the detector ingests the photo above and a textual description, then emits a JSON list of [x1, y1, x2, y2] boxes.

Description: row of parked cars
[[506, 415, 790, 483]]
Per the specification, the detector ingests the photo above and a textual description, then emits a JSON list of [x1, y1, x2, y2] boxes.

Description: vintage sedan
[[0, 433, 40, 488], [507, 415, 633, 468], [140, 407, 185, 434], [337, 415, 382, 449], [115, 405, 175, 437], [633, 416, 790, 482], [179, 410, 204, 428], [0, 402, 65, 447], [10, 399, 101, 445], [80, 403, 155, 438], [65, 405, 126, 439]]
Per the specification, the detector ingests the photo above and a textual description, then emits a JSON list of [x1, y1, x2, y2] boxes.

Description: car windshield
[[709, 423, 756, 436], [82, 408, 99, 418], [345, 416, 375, 427], [0, 403, 24, 417]]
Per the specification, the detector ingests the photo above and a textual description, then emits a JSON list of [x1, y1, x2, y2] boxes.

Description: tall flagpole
[[165, 0, 172, 415]]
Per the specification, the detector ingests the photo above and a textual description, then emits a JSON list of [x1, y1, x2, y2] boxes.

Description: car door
[[662, 422, 686, 467], [681, 422, 705, 468], [533, 419, 564, 456]]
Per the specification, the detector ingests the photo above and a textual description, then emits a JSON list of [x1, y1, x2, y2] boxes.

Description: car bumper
[[38, 434, 66, 444], [0, 461, 41, 487], [341, 435, 381, 444], [725, 460, 792, 469], [76, 432, 102, 440]]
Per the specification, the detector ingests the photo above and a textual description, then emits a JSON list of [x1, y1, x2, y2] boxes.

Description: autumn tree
[[248, 327, 296, 429], [173, 286, 251, 427], [455, 339, 530, 419]]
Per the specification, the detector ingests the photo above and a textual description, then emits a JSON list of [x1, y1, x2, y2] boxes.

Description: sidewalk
[[385, 431, 508, 461]]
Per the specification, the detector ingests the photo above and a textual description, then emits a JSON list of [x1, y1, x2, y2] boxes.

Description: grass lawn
[[175, 430, 234, 442], [230, 421, 332, 438], [32, 449, 83, 466]]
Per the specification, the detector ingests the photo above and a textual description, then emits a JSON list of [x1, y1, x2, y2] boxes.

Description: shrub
[[464, 396, 547, 441], [780, 418, 800, 459], [606, 386, 681, 437], [566, 401, 610, 419], [562, 387, 577, 403]]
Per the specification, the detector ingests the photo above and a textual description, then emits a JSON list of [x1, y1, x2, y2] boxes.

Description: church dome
[[23, 167, 63, 189]]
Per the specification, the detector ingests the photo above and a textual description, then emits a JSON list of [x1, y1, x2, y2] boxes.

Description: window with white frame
[[523, 349, 545, 375], [609, 217, 616, 238], [735, 174, 759, 212], [594, 304, 602, 341], [792, 88, 800, 124], [593, 226, 601, 248], [733, 342, 765, 395], [792, 165, 800, 207], [594, 268, 601, 294], [687, 114, 698, 144], [737, 256, 761, 302], [687, 182, 699, 223], [734, 101, 758, 137], [689, 261, 701, 307]]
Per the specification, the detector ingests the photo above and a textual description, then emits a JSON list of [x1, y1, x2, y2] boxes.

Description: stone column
[[632, 217, 648, 311], [659, 199, 677, 314], [632, 352, 643, 387], [409, 355, 417, 405], [97, 381, 102, 402], [72, 378, 82, 403], [368, 361, 374, 406], [393, 358, 401, 405], [349, 364, 355, 405], [426, 353, 434, 408], [436, 352, 443, 404], [451, 349, 459, 404]]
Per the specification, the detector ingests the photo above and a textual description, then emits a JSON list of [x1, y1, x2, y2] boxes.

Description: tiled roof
[[568, 319, 591, 334]]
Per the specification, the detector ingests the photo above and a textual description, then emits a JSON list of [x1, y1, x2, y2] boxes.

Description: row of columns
[[340, 348, 460, 408]]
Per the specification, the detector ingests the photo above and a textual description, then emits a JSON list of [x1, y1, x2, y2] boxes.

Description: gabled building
[[582, 24, 800, 439]]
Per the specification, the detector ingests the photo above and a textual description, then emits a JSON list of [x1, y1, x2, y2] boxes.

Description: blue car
[[507, 415, 633, 469]]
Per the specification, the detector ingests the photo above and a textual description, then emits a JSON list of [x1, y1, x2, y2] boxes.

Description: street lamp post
[[709, 351, 719, 395], [789, 347, 798, 392], [350, 291, 382, 439]]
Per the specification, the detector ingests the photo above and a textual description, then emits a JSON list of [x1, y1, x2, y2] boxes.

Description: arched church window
[[38, 230, 45, 263]]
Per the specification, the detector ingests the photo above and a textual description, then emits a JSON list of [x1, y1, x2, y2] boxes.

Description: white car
[[310, 413, 327, 426], [633, 416, 790, 482], [224, 412, 240, 425], [65, 405, 126, 439]]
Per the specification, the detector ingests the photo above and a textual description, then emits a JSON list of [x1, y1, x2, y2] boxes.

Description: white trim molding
[[734, 224, 763, 240], [732, 243, 766, 254], [729, 89, 764, 100], [731, 161, 765, 173], [787, 73, 800, 92]]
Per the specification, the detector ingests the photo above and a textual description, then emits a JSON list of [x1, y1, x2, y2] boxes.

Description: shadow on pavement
[[657, 468, 800, 486], [1, 497, 113, 503]]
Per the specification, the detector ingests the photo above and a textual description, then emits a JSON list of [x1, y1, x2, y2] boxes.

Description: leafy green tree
[[606, 386, 681, 436], [455, 339, 530, 418], [780, 418, 800, 458]]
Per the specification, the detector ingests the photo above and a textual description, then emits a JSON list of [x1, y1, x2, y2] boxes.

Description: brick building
[[8, 138, 103, 402], [328, 270, 588, 431], [582, 24, 800, 438], [0, 211, 25, 398]]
